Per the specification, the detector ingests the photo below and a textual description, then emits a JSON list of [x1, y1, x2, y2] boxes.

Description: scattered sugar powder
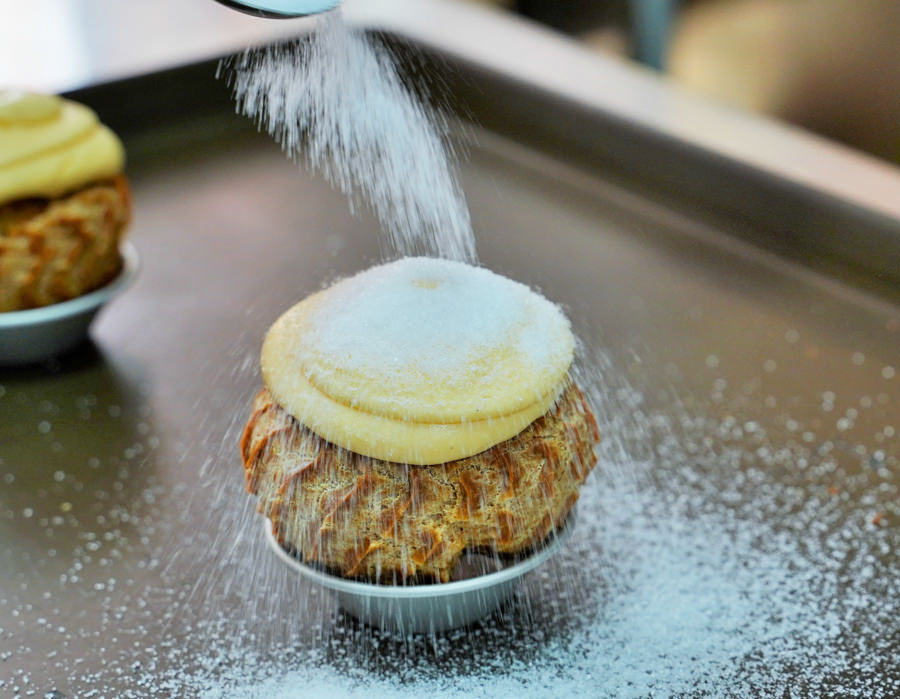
[[219, 11, 476, 263]]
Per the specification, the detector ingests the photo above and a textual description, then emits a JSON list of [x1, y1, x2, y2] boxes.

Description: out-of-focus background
[[471, 0, 900, 165]]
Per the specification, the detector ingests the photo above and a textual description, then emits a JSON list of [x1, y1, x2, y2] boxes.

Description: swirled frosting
[[261, 258, 575, 465], [0, 91, 124, 206]]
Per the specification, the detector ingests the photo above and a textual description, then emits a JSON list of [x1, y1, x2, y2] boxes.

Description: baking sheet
[[1, 13, 899, 698]]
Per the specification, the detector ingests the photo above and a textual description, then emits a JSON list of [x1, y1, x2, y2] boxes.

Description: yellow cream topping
[[262, 258, 575, 465], [0, 91, 124, 205]]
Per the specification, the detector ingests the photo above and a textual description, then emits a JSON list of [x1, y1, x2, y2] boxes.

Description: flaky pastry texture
[[241, 383, 599, 583], [0, 176, 131, 312]]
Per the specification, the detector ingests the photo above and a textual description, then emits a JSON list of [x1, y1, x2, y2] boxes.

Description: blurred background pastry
[[0, 91, 130, 312]]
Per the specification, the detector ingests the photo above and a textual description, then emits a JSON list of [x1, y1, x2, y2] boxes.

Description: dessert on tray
[[240, 257, 599, 583], [0, 91, 130, 312]]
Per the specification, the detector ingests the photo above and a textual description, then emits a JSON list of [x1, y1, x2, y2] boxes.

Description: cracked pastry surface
[[0, 176, 131, 311], [241, 383, 599, 583], [242, 258, 600, 583]]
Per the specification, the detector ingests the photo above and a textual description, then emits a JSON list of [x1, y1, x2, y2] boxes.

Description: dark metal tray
[[2, 1, 898, 696]]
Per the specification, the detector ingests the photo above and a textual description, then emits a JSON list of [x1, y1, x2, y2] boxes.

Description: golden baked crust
[[0, 175, 131, 312], [241, 383, 599, 583]]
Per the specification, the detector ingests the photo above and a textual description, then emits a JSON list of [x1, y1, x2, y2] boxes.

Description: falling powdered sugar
[[219, 11, 476, 263]]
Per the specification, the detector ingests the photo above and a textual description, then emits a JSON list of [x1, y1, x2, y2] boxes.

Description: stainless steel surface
[[213, 0, 340, 20], [265, 516, 574, 633], [0, 243, 139, 366], [0, 1, 898, 696]]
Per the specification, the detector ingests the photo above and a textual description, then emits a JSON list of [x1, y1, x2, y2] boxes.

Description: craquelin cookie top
[[261, 257, 575, 465]]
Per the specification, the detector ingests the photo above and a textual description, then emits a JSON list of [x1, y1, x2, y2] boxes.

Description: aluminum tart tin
[[265, 511, 575, 634], [0, 242, 139, 366]]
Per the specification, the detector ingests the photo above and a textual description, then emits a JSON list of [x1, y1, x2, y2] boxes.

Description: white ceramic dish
[[265, 511, 575, 634], [0, 242, 139, 365]]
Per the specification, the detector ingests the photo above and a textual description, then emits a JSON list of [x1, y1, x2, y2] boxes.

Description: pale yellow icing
[[261, 258, 574, 466], [0, 91, 124, 205]]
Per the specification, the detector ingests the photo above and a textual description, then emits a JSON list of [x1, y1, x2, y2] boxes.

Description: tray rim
[[12, 0, 898, 296], [4, 0, 895, 223]]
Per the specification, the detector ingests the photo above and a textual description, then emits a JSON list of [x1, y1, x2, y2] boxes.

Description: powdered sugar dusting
[[3, 4, 896, 696], [302, 257, 572, 380]]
